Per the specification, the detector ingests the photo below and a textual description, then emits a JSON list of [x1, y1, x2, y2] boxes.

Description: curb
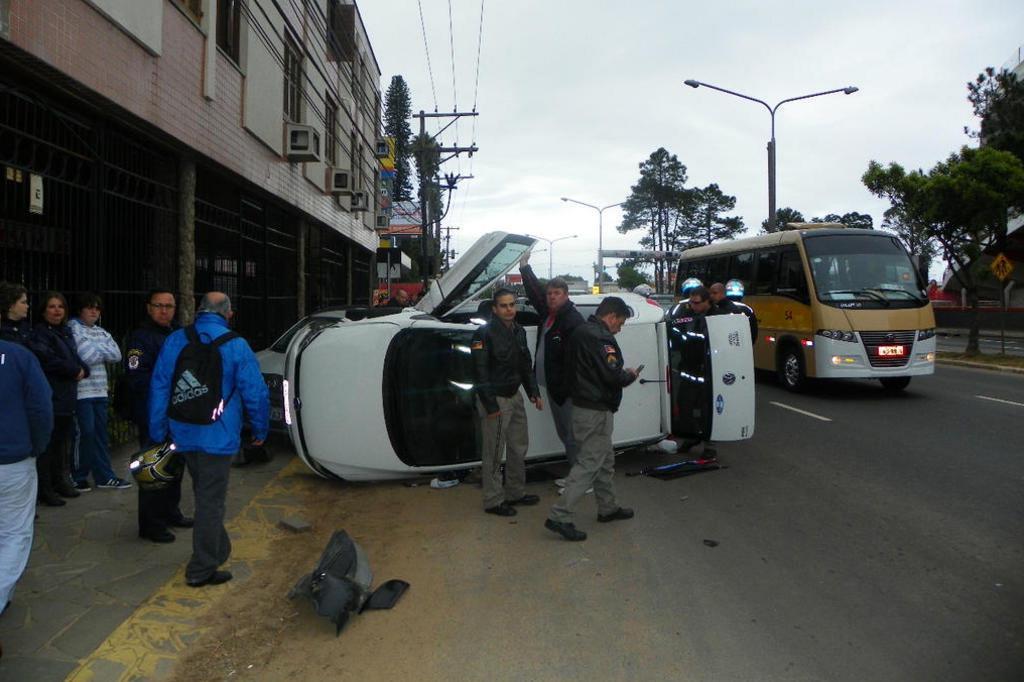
[[937, 358, 1024, 375]]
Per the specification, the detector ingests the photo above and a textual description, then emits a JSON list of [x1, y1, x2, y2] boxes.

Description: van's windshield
[[803, 234, 927, 309]]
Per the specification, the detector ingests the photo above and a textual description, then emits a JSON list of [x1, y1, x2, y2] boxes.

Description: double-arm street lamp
[[683, 79, 858, 231], [525, 233, 578, 280], [560, 197, 624, 293]]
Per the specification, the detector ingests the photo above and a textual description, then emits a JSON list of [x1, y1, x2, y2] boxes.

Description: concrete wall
[[6, 0, 381, 253]]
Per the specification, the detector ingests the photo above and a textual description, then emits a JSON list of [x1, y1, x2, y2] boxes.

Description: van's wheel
[[880, 377, 911, 391], [777, 346, 807, 392]]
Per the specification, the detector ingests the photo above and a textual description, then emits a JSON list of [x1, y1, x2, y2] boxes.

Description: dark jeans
[[38, 415, 73, 496], [136, 425, 184, 536], [182, 452, 233, 583]]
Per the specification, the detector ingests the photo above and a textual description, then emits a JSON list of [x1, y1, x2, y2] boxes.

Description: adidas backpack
[[167, 325, 239, 425]]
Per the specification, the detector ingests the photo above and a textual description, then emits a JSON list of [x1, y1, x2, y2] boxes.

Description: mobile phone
[[636, 364, 645, 373]]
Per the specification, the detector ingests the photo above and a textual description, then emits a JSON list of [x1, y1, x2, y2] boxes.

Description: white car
[[283, 232, 755, 481]]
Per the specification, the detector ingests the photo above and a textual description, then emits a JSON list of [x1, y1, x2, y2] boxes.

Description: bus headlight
[[831, 355, 861, 366], [917, 352, 935, 362], [818, 329, 858, 343], [918, 328, 936, 340]]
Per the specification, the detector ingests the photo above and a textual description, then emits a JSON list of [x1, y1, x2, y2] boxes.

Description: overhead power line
[[417, 0, 439, 111]]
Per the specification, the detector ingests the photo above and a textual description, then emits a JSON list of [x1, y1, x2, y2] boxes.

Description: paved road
[[938, 333, 1024, 356], [156, 364, 1023, 682], [668, 366, 1024, 680], [10, 366, 1021, 681]]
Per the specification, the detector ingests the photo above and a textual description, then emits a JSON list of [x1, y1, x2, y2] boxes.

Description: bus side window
[[730, 252, 755, 289], [753, 250, 778, 295], [777, 247, 809, 302], [708, 256, 730, 285]]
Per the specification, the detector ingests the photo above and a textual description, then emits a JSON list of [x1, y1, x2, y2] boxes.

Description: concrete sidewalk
[[0, 439, 294, 681]]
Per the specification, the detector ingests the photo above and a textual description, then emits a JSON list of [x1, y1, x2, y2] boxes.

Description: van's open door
[[669, 314, 755, 441]]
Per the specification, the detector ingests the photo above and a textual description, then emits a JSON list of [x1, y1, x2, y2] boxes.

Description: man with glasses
[[125, 290, 192, 543]]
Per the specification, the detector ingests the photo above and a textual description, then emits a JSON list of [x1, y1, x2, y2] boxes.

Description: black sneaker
[[507, 494, 540, 506], [485, 502, 517, 517], [140, 529, 175, 543], [187, 570, 233, 588], [544, 518, 587, 541], [597, 507, 635, 523], [96, 477, 132, 490], [73, 481, 92, 492]]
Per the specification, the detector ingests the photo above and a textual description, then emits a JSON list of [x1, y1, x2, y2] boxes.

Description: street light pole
[[525, 234, 579, 279], [560, 197, 623, 293], [683, 80, 858, 231]]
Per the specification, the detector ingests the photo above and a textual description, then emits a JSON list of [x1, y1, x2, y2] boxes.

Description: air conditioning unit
[[374, 138, 390, 158], [375, 214, 390, 229], [285, 123, 320, 162], [326, 168, 353, 195], [350, 192, 369, 212]]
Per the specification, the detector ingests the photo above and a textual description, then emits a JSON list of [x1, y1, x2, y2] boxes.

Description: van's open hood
[[415, 232, 536, 318]]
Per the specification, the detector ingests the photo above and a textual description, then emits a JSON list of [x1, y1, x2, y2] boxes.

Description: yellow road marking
[[67, 457, 309, 681]]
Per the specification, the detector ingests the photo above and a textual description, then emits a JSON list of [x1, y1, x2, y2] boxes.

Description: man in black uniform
[[518, 253, 585, 484], [471, 288, 543, 517], [125, 289, 192, 543], [709, 281, 758, 342], [545, 297, 639, 542]]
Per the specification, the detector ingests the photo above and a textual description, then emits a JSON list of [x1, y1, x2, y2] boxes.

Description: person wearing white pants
[[0, 458, 39, 607], [0, 336, 54, 609]]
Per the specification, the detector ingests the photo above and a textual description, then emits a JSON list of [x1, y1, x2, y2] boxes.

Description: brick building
[[0, 0, 384, 349]]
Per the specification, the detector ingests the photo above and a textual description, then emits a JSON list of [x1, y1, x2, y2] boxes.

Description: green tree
[[810, 212, 874, 229], [383, 76, 415, 201], [615, 259, 650, 290], [862, 161, 937, 282], [966, 67, 1024, 166], [760, 207, 804, 233], [864, 147, 1024, 354], [618, 148, 690, 292], [683, 183, 745, 247]]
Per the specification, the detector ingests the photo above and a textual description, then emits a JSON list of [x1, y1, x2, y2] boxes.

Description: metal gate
[[195, 170, 298, 350]]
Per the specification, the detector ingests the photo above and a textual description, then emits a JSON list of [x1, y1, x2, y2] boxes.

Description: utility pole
[[442, 224, 460, 270], [414, 110, 478, 289]]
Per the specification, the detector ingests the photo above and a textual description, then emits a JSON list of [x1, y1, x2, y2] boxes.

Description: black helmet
[[128, 442, 184, 490]]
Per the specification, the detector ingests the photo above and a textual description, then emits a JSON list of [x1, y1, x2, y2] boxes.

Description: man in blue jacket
[[0, 339, 53, 609], [148, 292, 269, 587]]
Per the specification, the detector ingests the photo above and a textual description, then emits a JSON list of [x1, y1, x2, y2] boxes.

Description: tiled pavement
[[0, 440, 293, 681]]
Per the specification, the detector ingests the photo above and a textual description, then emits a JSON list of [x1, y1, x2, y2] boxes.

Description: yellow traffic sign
[[990, 253, 1014, 282]]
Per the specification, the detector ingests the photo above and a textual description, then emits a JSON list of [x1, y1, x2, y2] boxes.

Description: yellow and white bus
[[676, 224, 936, 391]]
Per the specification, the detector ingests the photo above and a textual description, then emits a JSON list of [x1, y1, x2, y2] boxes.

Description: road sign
[[990, 253, 1014, 282]]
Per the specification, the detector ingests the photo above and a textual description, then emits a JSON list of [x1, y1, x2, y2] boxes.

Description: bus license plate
[[877, 345, 905, 357]]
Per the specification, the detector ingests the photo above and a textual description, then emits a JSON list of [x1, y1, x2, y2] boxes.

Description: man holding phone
[[545, 297, 640, 542]]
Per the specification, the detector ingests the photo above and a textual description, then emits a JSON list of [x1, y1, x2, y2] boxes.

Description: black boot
[[50, 421, 79, 498], [36, 456, 65, 506]]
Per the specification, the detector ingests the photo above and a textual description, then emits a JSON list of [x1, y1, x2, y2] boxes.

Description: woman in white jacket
[[70, 293, 131, 490]]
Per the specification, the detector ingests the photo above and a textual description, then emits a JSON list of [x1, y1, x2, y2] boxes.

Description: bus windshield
[[803, 234, 927, 309]]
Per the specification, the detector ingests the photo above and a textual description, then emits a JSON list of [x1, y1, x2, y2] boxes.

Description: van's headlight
[[817, 329, 857, 343], [918, 328, 936, 340]]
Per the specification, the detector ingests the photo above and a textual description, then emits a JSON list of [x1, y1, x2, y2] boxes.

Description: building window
[[216, 0, 241, 63], [325, 96, 338, 166], [283, 36, 303, 122]]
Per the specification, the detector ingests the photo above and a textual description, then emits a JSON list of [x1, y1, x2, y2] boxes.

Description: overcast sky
[[358, 1, 1024, 282]]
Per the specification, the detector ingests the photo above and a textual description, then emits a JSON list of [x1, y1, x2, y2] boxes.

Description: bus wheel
[[777, 347, 807, 392], [880, 377, 911, 391]]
